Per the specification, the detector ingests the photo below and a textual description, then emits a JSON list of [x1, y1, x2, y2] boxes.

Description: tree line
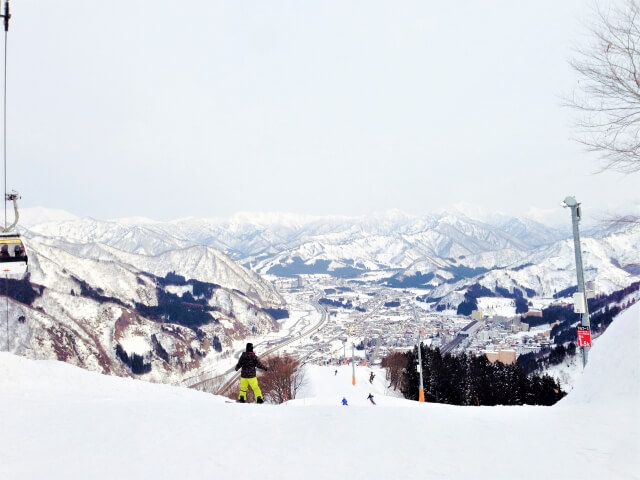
[[523, 282, 639, 346], [517, 282, 639, 375], [383, 345, 565, 406], [517, 342, 578, 376], [115, 344, 152, 375]]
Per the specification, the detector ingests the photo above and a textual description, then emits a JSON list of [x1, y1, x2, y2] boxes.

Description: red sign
[[577, 326, 592, 347]]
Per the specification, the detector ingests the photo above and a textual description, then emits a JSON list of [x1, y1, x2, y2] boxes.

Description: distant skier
[[369, 372, 375, 384], [342, 397, 348, 406], [367, 393, 376, 405], [235, 343, 268, 403], [335, 369, 338, 376]]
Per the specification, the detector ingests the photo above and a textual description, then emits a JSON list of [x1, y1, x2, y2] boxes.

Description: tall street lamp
[[563, 196, 592, 368], [417, 333, 425, 402], [411, 305, 425, 402]]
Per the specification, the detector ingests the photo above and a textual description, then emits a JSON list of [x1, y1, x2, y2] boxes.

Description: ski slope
[[1, 303, 638, 480]]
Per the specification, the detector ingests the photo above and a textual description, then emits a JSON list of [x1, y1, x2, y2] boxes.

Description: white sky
[[5, 0, 638, 224]]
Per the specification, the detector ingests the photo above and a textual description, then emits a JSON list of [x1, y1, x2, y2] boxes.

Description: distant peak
[[19, 206, 80, 227], [110, 216, 162, 226]]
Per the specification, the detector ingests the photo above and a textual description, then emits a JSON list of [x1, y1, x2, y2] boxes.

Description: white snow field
[[1, 303, 638, 480]]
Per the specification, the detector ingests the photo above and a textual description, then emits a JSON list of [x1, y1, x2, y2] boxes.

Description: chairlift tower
[[562, 196, 591, 368], [350, 342, 357, 386], [416, 333, 425, 402], [412, 305, 425, 402]]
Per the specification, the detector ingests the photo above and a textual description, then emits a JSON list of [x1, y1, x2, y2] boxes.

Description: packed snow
[[0, 303, 638, 479], [476, 296, 517, 317], [118, 335, 152, 356]]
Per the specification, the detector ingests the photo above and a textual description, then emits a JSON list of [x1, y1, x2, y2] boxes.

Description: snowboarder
[[367, 393, 376, 405], [235, 343, 268, 403], [369, 372, 375, 384], [334, 369, 338, 376], [341, 397, 348, 406]]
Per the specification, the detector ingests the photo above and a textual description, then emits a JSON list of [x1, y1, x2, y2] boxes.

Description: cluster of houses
[[277, 275, 555, 367]]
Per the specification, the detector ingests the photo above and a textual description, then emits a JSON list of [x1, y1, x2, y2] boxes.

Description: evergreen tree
[[400, 346, 420, 401], [397, 345, 566, 406]]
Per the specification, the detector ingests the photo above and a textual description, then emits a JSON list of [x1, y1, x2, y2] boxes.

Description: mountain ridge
[[7, 205, 638, 385]]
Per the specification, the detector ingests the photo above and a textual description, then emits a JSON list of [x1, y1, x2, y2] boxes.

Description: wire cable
[[2, 0, 9, 230], [3, 27, 6, 229], [5, 278, 7, 351], [2, 1, 10, 352]]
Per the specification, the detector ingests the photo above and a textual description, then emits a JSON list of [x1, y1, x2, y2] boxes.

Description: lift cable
[[1, 0, 10, 351], [2, 0, 9, 229]]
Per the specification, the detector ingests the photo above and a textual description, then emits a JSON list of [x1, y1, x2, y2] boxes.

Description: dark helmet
[[246, 342, 254, 352]]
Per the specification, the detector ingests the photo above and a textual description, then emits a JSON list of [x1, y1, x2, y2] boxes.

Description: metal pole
[[2, 1, 8, 230], [417, 334, 425, 402], [351, 343, 356, 386], [411, 305, 425, 402], [564, 196, 591, 368], [5, 275, 8, 352], [1, 2, 9, 351]]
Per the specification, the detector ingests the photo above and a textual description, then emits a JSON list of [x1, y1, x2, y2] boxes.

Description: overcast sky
[[5, 0, 637, 225]]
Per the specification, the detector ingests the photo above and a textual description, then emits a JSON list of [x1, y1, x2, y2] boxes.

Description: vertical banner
[[577, 326, 592, 347]]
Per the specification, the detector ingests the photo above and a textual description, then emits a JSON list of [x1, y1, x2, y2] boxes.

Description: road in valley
[[189, 290, 329, 395]]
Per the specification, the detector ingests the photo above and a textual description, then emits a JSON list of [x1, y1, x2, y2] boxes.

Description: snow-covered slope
[[28, 238, 284, 306], [561, 301, 639, 407], [0, 302, 637, 479], [1, 233, 285, 384]]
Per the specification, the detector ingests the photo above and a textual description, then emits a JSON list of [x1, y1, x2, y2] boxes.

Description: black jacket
[[235, 351, 267, 378]]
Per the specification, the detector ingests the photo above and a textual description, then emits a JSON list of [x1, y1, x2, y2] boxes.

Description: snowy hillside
[[22, 207, 640, 301], [561, 301, 639, 407], [0, 233, 285, 384], [0, 302, 637, 479], [423, 225, 640, 307], [29, 238, 285, 306]]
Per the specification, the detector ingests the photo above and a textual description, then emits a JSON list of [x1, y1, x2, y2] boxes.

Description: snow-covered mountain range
[[23, 207, 639, 297], [23, 208, 565, 258], [5, 207, 639, 385]]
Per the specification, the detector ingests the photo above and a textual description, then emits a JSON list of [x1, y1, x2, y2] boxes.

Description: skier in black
[[235, 343, 268, 403]]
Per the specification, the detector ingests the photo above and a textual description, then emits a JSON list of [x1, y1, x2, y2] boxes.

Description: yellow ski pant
[[238, 377, 262, 401]]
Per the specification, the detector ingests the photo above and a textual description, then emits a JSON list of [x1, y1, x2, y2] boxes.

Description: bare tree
[[567, 0, 640, 174], [381, 351, 407, 391], [260, 354, 306, 404]]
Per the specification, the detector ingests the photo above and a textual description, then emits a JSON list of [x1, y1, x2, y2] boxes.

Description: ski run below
[[1, 303, 638, 480]]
